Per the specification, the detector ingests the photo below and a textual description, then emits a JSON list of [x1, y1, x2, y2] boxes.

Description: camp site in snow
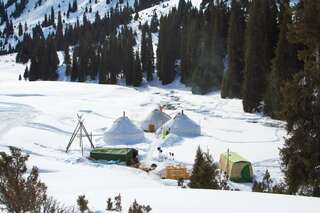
[[0, 0, 319, 212]]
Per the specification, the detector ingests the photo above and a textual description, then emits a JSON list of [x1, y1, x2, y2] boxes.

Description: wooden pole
[[80, 121, 83, 156], [226, 148, 230, 180], [66, 123, 80, 152]]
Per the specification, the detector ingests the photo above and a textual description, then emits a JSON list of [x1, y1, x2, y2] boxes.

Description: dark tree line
[[16, 3, 147, 85], [157, 0, 229, 94]]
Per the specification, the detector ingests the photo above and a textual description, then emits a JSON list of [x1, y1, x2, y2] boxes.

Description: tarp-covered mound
[[141, 109, 171, 132], [157, 112, 201, 137], [104, 116, 145, 145]]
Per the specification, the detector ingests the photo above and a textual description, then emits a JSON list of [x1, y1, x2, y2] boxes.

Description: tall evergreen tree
[[280, 0, 320, 196], [242, 0, 278, 112], [133, 51, 142, 86], [71, 49, 79, 82], [140, 24, 148, 73], [192, 1, 229, 94], [264, 0, 301, 118], [56, 11, 64, 50], [221, 0, 246, 98], [189, 146, 220, 189], [146, 30, 154, 81], [23, 66, 29, 80], [64, 45, 71, 77]]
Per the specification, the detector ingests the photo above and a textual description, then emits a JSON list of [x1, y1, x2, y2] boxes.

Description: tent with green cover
[[90, 147, 138, 165], [219, 151, 253, 182]]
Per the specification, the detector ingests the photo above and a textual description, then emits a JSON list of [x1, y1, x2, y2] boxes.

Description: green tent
[[90, 147, 138, 165], [219, 151, 253, 182]]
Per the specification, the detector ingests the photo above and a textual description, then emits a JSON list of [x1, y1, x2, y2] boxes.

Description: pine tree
[[146, 30, 154, 81], [157, 13, 180, 85], [180, 11, 201, 85], [23, 66, 29, 80], [280, 0, 320, 197], [77, 195, 89, 213], [18, 22, 23, 36], [64, 45, 71, 77], [264, 0, 301, 118], [221, 0, 245, 98], [140, 23, 148, 73], [0, 147, 47, 213], [71, 50, 78, 82], [192, 1, 229, 94], [150, 12, 159, 33], [46, 37, 59, 80], [140, 24, 154, 81], [242, 0, 278, 112], [56, 11, 64, 50], [133, 51, 142, 87], [50, 7, 55, 26], [189, 146, 220, 189]]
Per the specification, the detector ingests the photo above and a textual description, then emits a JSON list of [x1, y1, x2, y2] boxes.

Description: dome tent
[[141, 108, 171, 132], [104, 113, 145, 145], [219, 151, 253, 182], [157, 111, 201, 137]]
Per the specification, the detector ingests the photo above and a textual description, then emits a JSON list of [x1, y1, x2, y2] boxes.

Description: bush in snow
[[77, 195, 91, 213], [106, 197, 113, 211], [128, 200, 152, 213], [114, 194, 122, 212], [42, 197, 77, 213], [106, 194, 123, 212]]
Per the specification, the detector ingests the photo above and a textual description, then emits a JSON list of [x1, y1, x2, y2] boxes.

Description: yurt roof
[[107, 116, 142, 135], [157, 111, 201, 137], [167, 112, 200, 129], [104, 115, 145, 145], [141, 109, 171, 127]]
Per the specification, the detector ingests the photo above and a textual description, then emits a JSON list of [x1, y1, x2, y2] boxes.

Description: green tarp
[[90, 147, 138, 163]]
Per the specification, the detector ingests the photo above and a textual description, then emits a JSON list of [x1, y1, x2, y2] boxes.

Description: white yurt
[[104, 114, 145, 145], [157, 111, 201, 137], [141, 109, 171, 132]]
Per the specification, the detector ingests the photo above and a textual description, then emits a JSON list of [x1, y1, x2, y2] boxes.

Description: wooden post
[[80, 122, 83, 156], [226, 148, 230, 180]]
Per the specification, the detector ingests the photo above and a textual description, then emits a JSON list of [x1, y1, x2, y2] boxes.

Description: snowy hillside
[[0, 53, 318, 212], [0, 0, 203, 51]]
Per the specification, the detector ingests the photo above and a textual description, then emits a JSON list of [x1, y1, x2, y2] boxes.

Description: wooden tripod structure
[[66, 114, 95, 156]]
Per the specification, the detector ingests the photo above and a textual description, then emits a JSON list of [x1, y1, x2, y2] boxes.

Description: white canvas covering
[[104, 116, 145, 145], [141, 109, 171, 131], [157, 112, 201, 137]]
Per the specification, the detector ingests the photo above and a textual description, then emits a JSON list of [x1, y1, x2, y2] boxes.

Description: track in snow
[[0, 102, 38, 139]]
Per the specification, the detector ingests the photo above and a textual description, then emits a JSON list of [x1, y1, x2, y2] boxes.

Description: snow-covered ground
[[0, 53, 318, 212]]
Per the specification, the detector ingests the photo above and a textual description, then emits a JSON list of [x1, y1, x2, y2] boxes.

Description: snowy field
[[0, 53, 318, 212]]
